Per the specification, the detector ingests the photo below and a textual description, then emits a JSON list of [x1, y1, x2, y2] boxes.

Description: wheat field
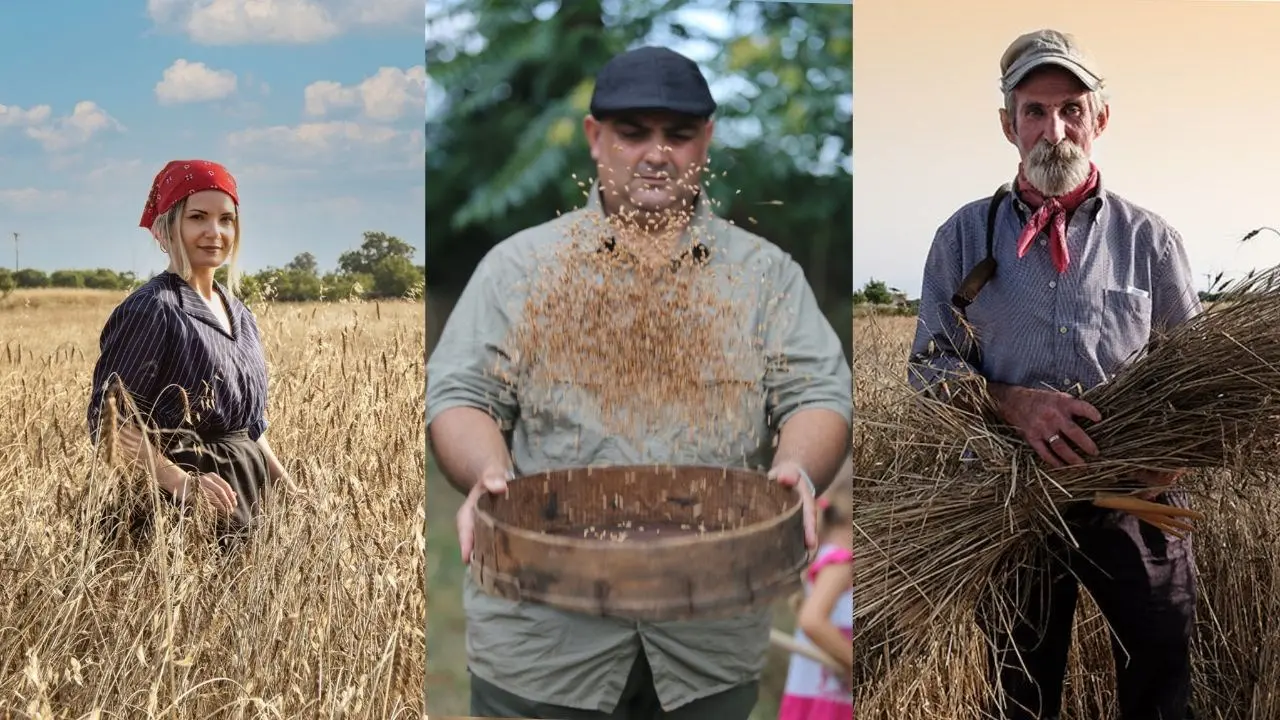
[[853, 314, 1280, 719], [0, 289, 426, 718]]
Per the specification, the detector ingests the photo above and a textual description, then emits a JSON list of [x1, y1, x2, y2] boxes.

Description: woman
[[87, 159, 292, 547]]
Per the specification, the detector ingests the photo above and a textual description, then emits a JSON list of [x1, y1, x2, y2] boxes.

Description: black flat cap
[[589, 46, 716, 119]]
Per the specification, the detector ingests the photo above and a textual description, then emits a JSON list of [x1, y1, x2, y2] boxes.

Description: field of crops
[[852, 314, 1280, 720], [0, 289, 426, 718]]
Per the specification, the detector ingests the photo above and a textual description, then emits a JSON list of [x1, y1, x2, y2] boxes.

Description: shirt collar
[[584, 182, 717, 263], [1009, 169, 1107, 225]]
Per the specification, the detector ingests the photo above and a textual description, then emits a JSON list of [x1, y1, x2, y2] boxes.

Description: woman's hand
[[158, 465, 239, 513], [117, 423, 238, 513]]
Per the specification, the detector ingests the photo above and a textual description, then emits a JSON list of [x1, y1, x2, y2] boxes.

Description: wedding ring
[[1047, 434, 1061, 444]]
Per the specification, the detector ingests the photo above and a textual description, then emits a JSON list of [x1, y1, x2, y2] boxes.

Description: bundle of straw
[[853, 264, 1280, 663]]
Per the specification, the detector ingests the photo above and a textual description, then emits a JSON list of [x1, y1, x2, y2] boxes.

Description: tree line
[[852, 277, 1225, 315], [0, 231, 425, 303]]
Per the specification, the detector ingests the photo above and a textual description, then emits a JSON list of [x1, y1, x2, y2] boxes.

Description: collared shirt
[[87, 271, 270, 444], [908, 174, 1201, 393], [427, 186, 852, 712]]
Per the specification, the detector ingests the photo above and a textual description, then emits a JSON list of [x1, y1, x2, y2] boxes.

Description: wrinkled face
[[583, 110, 714, 220], [173, 190, 237, 270], [1000, 66, 1108, 196]]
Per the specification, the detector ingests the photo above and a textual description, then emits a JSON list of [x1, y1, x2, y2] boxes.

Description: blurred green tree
[[339, 232, 418, 276], [50, 270, 84, 288], [426, 0, 851, 356], [14, 269, 48, 288]]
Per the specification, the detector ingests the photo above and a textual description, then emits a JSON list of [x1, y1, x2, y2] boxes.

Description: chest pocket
[[1098, 288, 1152, 372]]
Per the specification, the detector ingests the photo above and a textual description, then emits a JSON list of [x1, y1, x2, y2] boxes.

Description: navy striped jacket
[[87, 271, 270, 444]]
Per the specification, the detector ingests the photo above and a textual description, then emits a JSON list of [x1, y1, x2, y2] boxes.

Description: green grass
[[426, 452, 796, 718], [426, 453, 471, 715]]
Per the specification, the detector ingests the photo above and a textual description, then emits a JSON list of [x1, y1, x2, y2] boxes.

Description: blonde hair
[[151, 196, 242, 296]]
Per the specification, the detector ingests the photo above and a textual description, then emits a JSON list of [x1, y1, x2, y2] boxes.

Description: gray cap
[[589, 46, 716, 119], [999, 29, 1104, 94]]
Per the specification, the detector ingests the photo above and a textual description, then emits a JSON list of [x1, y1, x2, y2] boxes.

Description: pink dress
[[778, 543, 854, 720]]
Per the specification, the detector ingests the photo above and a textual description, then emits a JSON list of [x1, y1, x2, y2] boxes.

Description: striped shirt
[[87, 271, 270, 444], [428, 185, 852, 712], [908, 173, 1202, 394]]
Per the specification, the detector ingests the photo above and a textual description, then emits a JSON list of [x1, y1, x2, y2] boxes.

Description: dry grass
[[0, 289, 426, 718], [853, 313, 1280, 720]]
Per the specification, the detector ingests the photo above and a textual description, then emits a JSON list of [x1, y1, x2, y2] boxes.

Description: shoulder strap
[[950, 185, 1011, 312]]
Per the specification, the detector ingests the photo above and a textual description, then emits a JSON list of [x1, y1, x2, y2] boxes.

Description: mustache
[[634, 166, 676, 178], [1029, 139, 1086, 166]]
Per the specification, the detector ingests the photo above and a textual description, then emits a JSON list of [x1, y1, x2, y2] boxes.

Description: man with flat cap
[[427, 45, 851, 718], [908, 29, 1201, 720]]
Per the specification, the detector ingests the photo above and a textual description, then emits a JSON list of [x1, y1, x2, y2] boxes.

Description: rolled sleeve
[[763, 257, 852, 428], [87, 298, 171, 444], [908, 223, 981, 394], [426, 249, 520, 428], [1152, 227, 1203, 333]]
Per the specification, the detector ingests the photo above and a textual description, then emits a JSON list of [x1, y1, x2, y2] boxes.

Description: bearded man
[[907, 29, 1202, 720]]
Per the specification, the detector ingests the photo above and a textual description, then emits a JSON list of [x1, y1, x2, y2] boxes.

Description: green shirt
[[427, 186, 852, 712]]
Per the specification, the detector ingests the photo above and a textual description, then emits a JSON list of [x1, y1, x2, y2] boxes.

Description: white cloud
[[155, 59, 239, 104], [304, 66, 425, 121], [0, 187, 71, 213], [25, 102, 123, 152], [226, 120, 421, 161], [0, 104, 52, 127], [0, 102, 124, 152], [148, 0, 419, 45]]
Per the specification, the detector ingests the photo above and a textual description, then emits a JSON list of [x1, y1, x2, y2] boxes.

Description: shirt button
[[1049, 281, 1057, 289], [1040, 239, 1048, 246], [1059, 326, 1068, 334]]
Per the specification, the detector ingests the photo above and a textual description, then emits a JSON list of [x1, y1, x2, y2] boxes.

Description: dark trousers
[[469, 649, 759, 720], [97, 429, 270, 554], [978, 494, 1197, 720]]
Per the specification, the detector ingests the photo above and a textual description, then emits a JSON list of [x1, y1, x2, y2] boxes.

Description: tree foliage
[[427, 0, 853, 356], [10, 232, 421, 304]]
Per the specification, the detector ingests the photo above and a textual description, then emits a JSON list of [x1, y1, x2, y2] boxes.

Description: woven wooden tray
[[470, 464, 808, 621]]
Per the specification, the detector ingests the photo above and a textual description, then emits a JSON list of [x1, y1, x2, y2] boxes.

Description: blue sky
[[0, 0, 423, 278]]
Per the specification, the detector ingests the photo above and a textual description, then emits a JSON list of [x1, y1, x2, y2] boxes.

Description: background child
[[779, 456, 854, 719]]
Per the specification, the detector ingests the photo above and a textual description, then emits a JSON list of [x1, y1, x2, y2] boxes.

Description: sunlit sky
[[0, 0, 422, 277], [854, 0, 1280, 295]]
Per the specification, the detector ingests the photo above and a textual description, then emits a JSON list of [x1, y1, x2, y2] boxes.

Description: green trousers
[[468, 649, 759, 720]]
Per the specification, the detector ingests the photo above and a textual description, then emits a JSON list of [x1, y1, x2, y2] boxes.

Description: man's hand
[[990, 384, 1102, 467], [457, 466, 514, 564], [769, 461, 818, 550]]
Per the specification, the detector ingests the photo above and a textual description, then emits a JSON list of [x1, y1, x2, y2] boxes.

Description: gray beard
[[1023, 141, 1091, 196]]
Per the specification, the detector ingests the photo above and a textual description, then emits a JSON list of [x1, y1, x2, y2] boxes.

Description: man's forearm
[[772, 407, 850, 495], [428, 406, 513, 496]]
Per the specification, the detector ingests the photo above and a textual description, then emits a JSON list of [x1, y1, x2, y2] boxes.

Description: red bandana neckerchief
[[1014, 163, 1100, 273]]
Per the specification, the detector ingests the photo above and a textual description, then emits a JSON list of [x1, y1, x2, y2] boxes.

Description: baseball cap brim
[[1001, 54, 1103, 94], [590, 100, 714, 118]]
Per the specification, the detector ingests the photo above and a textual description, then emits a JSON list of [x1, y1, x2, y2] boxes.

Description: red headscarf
[[139, 159, 239, 229]]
